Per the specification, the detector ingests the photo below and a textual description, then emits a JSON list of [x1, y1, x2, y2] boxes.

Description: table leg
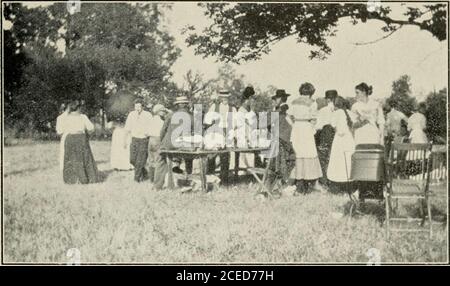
[[199, 156, 207, 192], [235, 151, 240, 180], [167, 156, 174, 189]]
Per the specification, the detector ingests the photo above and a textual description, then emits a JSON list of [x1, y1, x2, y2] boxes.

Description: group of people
[[55, 82, 429, 197], [268, 81, 429, 196]]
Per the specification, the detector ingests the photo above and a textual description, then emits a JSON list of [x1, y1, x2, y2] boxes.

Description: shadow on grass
[[342, 199, 386, 224]]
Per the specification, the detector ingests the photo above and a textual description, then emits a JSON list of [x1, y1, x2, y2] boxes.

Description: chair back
[[429, 145, 447, 186], [387, 142, 433, 185]]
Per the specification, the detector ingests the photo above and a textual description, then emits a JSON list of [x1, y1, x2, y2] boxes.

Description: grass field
[[2, 141, 448, 263]]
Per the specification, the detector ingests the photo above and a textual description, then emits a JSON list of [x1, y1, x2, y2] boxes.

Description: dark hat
[[325, 90, 338, 100], [271, 89, 291, 100], [242, 86, 255, 99]]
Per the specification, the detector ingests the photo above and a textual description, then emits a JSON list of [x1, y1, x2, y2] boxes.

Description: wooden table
[[159, 147, 270, 192]]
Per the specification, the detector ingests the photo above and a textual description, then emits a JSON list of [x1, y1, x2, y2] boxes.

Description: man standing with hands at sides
[[124, 98, 154, 182]]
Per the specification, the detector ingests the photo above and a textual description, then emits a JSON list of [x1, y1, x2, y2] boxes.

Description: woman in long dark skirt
[[58, 100, 99, 184]]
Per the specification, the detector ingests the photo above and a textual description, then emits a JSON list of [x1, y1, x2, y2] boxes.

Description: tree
[[387, 75, 417, 117], [4, 3, 180, 133], [184, 3, 447, 63], [425, 88, 447, 143], [3, 3, 62, 125], [182, 70, 217, 104]]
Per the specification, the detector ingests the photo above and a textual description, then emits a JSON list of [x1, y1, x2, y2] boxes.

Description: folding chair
[[385, 142, 433, 239], [248, 145, 279, 199]]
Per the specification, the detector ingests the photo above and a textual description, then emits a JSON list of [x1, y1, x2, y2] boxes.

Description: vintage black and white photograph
[[1, 0, 448, 264]]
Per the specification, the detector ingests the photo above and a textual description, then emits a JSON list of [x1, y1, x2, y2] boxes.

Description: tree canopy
[[184, 3, 447, 63], [3, 2, 180, 132], [387, 75, 417, 117], [425, 88, 447, 143]]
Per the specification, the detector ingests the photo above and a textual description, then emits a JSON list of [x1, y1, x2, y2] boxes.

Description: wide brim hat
[[272, 89, 291, 100], [153, 104, 168, 114], [174, 96, 190, 105]]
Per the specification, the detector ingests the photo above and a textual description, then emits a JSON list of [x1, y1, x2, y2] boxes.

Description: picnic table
[[159, 147, 271, 192]]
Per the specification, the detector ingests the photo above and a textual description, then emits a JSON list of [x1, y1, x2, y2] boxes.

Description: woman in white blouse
[[351, 83, 385, 146], [56, 100, 99, 184], [408, 102, 428, 144], [327, 96, 356, 193]]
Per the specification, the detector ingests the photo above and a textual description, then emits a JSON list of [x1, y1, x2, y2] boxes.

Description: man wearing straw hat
[[205, 89, 237, 185]]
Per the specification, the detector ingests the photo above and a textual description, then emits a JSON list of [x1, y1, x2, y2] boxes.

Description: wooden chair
[[385, 142, 433, 239], [247, 145, 279, 199]]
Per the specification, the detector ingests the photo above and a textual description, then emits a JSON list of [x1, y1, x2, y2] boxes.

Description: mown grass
[[2, 141, 448, 263]]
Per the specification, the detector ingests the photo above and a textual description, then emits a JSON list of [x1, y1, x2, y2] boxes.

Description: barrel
[[351, 144, 385, 182]]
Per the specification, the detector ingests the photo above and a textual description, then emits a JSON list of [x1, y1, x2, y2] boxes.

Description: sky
[[13, 2, 448, 102], [165, 2, 448, 102]]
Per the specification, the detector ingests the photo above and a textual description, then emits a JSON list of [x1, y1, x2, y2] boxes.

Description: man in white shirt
[[124, 98, 154, 182]]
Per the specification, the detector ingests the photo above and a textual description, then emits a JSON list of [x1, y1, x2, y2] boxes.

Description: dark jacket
[[160, 109, 195, 150]]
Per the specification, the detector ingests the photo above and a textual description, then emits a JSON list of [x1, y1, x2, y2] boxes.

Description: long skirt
[[110, 127, 133, 170], [63, 133, 99, 184], [290, 121, 322, 180], [327, 132, 355, 182]]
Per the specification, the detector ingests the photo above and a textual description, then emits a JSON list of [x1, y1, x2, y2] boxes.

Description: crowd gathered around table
[[55, 81, 430, 196]]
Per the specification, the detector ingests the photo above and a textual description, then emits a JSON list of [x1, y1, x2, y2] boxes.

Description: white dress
[[351, 99, 385, 145], [407, 112, 429, 160], [110, 126, 133, 170], [408, 113, 428, 143], [327, 109, 356, 182], [288, 96, 322, 180], [288, 97, 318, 158]]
